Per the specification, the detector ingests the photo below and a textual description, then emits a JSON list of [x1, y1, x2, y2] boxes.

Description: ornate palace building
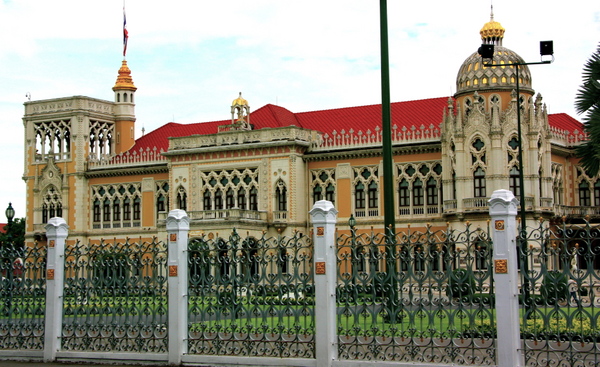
[[23, 15, 595, 255]]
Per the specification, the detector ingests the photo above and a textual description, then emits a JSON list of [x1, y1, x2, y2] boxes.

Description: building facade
[[22, 16, 597, 265]]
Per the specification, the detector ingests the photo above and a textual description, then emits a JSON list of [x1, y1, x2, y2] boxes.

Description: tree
[[575, 43, 600, 176], [0, 217, 26, 251]]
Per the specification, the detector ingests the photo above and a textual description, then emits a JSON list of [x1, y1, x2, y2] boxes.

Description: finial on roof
[[113, 60, 137, 91], [480, 3, 505, 46], [232, 92, 249, 107]]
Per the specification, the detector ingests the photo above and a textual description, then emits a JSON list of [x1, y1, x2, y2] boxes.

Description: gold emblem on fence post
[[495, 220, 505, 231], [169, 233, 177, 242], [315, 261, 326, 274], [316, 227, 324, 236], [47, 269, 55, 280], [495, 259, 508, 274], [49, 240, 55, 248], [169, 265, 178, 277]]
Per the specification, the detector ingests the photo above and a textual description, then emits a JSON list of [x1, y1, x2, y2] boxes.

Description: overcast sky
[[0, 0, 598, 219]]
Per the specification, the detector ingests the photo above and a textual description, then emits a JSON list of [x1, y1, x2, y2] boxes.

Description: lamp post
[[479, 41, 553, 314], [5, 203, 14, 224], [379, 0, 398, 323]]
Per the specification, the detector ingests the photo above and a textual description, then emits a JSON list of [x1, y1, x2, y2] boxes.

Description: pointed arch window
[[509, 166, 521, 197], [42, 186, 63, 223], [413, 179, 424, 206], [313, 186, 323, 203], [226, 188, 235, 209], [398, 179, 410, 208], [579, 181, 591, 207], [214, 189, 223, 210], [275, 180, 287, 211], [367, 181, 378, 209], [133, 197, 141, 221], [325, 183, 335, 204], [474, 167, 486, 198], [426, 177, 438, 205], [595, 181, 600, 207], [203, 190, 212, 210], [177, 186, 187, 211], [249, 187, 258, 211], [355, 182, 365, 210], [237, 188, 247, 210]]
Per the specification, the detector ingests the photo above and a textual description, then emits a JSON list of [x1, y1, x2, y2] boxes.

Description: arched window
[[413, 179, 423, 206], [214, 189, 223, 210], [474, 167, 486, 198], [355, 182, 365, 210], [313, 186, 323, 203], [275, 180, 287, 211], [237, 188, 246, 210], [203, 190, 212, 210], [426, 177, 438, 205], [367, 181, 378, 209], [595, 181, 600, 207], [325, 183, 335, 204], [509, 166, 521, 197], [249, 187, 258, 211], [579, 181, 591, 206], [226, 188, 235, 209], [398, 179, 410, 208], [177, 186, 187, 211]]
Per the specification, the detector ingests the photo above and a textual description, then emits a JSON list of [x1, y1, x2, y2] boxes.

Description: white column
[[44, 217, 68, 362], [489, 189, 523, 367], [309, 200, 338, 367], [166, 209, 190, 365]]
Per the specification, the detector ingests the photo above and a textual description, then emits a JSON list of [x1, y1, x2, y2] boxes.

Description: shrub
[[447, 268, 476, 299], [540, 271, 568, 305]]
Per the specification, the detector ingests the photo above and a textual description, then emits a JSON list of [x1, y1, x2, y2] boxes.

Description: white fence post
[[166, 209, 190, 365], [310, 200, 338, 367], [43, 217, 68, 362], [489, 189, 523, 367]]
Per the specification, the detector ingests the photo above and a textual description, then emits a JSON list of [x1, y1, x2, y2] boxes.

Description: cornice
[[304, 142, 441, 162], [85, 164, 169, 178]]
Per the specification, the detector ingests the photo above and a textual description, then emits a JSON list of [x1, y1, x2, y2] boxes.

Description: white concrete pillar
[[489, 189, 523, 367], [166, 209, 190, 366], [309, 200, 338, 367], [43, 217, 68, 362]]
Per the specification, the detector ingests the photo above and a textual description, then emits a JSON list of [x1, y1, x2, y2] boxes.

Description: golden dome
[[112, 60, 137, 91], [232, 92, 248, 106], [480, 19, 505, 40]]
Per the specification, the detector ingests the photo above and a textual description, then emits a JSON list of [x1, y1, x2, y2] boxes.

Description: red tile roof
[[131, 97, 583, 152]]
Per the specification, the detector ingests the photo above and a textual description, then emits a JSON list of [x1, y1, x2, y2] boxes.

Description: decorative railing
[[168, 126, 317, 152], [337, 223, 495, 363], [463, 196, 534, 211], [549, 126, 586, 147], [554, 205, 600, 217], [310, 123, 441, 151], [87, 147, 167, 169], [186, 209, 267, 221], [273, 210, 288, 221]]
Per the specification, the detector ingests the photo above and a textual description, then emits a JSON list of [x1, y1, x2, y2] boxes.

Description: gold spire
[[113, 60, 137, 91], [479, 5, 505, 41]]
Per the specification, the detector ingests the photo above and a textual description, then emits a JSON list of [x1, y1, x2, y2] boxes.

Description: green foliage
[[0, 218, 25, 250], [575, 42, 600, 176], [540, 270, 568, 305]]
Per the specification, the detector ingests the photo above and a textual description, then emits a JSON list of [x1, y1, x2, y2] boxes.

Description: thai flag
[[123, 7, 128, 57]]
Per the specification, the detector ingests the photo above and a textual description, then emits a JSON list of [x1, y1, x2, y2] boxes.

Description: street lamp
[[478, 40, 553, 314], [5, 203, 14, 224]]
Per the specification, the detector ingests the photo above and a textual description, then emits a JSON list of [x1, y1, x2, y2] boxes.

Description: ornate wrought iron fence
[[0, 242, 46, 350], [187, 230, 314, 358], [337, 223, 496, 365], [62, 238, 168, 352], [521, 218, 600, 366]]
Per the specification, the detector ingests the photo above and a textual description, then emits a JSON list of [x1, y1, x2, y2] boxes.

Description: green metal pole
[[380, 0, 398, 323], [380, 0, 395, 233], [515, 64, 531, 316]]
